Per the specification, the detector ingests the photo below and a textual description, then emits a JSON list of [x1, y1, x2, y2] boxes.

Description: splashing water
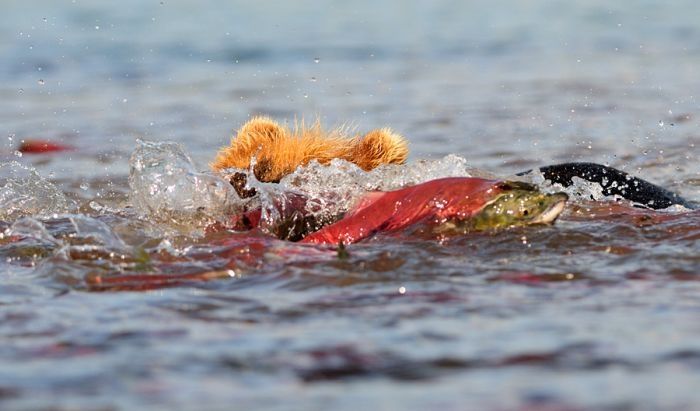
[[0, 162, 76, 221], [215, 154, 490, 237], [128, 140, 243, 233], [272, 154, 490, 225]]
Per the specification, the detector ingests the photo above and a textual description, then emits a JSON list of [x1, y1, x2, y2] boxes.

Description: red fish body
[[18, 139, 73, 154], [301, 177, 504, 244]]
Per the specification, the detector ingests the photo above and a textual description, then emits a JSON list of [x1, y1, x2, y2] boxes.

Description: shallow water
[[1, 1, 700, 410]]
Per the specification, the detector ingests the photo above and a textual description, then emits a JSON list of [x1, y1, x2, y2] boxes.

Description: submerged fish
[[301, 178, 568, 244], [18, 139, 73, 154]]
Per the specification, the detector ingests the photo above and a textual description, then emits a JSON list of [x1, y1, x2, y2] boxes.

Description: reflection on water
[[1, 1, 699, 410]]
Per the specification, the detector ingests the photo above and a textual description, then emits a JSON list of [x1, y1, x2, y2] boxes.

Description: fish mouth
[[531, 193, 568, 224]]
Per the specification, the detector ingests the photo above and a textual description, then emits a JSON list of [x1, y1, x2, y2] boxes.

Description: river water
[[1, 1, 699, 410]]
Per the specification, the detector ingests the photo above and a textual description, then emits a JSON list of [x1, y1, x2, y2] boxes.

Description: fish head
[[469, 181, 568, 230], [436, 181, 568, 234]]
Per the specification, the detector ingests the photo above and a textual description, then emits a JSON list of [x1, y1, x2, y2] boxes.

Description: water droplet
[[38, 79, 45, 85], [18, 88, 23, 94], [80, 182, 89, 191], [313, 57, 320, 63], [303, 93, 308, 98], [658, 120, 664, 127], [95, 25, 100, 30], [122, 98, 128, 103], [13, 150, 23, 158], [42, 17, 48, 23], [89, 201, 103, 211], [398, 286, 406, 294], [309, 77, 316, 82]]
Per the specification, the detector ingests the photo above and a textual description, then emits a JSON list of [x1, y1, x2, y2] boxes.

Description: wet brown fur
[[211, 116, 408, 182]]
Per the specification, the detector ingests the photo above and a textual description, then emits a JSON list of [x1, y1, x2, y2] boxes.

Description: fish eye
[[523, 210, 529, 216]]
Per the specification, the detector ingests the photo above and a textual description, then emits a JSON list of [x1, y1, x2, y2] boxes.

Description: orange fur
[[211, 117, 408, 182], [347, 128, 409, 171]]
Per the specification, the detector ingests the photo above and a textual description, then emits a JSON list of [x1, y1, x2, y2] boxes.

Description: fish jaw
[[530, 192, 568, 224]]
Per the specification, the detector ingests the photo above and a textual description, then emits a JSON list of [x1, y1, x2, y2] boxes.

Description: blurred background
[[1, 0, 698, 188]]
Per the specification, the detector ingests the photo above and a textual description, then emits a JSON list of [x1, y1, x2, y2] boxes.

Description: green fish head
[[438, 181, 568, 233]]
